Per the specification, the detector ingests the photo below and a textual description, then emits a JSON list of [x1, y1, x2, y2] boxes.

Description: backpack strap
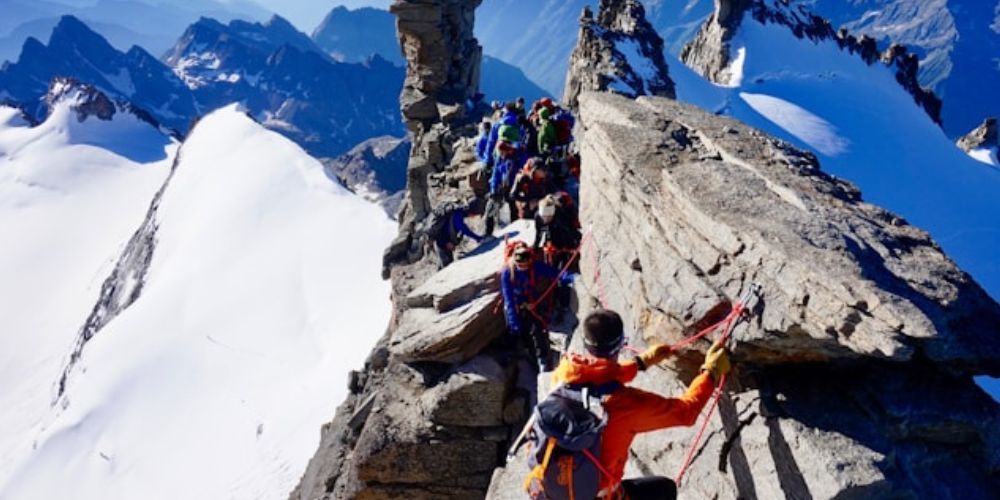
[[523, 437, 558, 493]]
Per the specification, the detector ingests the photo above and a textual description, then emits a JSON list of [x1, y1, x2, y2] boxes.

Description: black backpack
[[524, 383, 620, 499], [425, 203, 459, 244]]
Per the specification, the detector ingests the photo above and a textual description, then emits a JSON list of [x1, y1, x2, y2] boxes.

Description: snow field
[[0, 104, 396, 499]]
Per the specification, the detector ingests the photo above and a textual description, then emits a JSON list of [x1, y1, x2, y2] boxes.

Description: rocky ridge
[[680, 0, 943, 125], [290, 2, 533, 498], [563, 0, 676, 109], [163, 15, 404, 158], [293, 0, 1000, 498], [558, 90, 1000, 498]]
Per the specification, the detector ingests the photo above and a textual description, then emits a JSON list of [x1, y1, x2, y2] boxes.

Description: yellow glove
[[700, 341, 731, 380], [637, 343, 674, 370]]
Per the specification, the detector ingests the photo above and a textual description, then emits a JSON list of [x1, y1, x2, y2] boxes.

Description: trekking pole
[[506, 413, 537, 464]]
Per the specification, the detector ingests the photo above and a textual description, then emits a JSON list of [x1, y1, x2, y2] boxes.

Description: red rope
[[583, 233, 610, 309], [674, 304, 745, 486]]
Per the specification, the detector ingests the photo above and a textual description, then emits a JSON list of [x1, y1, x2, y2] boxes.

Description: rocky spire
[[958, 117, 999, 152], [563, 0, 676, 110], [382, 0, 484, 279]]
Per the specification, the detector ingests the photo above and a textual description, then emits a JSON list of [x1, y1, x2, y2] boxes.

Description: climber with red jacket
[[501, 242, 573, 373], [523, 309, 730, 500]]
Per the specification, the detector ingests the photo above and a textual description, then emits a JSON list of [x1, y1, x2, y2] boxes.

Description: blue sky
[[243, 0, 390, 32]]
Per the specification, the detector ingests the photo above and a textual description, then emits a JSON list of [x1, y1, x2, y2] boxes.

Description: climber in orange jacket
[[551, 309, 731, 499]]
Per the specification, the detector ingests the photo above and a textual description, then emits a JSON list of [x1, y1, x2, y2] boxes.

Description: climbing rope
[[582, 228, 763, 486]]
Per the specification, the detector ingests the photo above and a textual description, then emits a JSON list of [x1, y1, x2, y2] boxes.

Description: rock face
[[569, 91, 1000, 498], [290, 222, 539, 500], [563, 0, 676, 110], [290, 2, 539, 499], [680, 0, 943, 125], [958, 117, 999, 152], [324, 136, 411, 216], [382, 0, 485, 278]]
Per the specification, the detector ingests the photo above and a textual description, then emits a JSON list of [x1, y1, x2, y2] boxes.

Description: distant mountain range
[[164, 15, 405, 157], [0, 16, 199, 132], [0, 0, 271, 64], [0, 6, 549, 210]]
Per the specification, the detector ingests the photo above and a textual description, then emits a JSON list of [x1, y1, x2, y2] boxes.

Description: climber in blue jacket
[[484, 140, 526, 235], [501, 241, 573, 372], [475, 120, 492, 164], [486, 103, 522, 167]]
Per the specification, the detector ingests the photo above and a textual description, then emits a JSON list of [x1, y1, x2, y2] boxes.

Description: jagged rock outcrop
[[680, 0, 943, 125], [382, 0, 485, 279], [958, 117, 999, 153], [563, 0, 676, 110], [291, 222, 538, 500], [290, 2, 539, 499], [43, 78, 169, 135], [568, 91, 1000, 497]]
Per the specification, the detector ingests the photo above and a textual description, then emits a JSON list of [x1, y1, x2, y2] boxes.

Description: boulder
[[422, 356, 508, 427]]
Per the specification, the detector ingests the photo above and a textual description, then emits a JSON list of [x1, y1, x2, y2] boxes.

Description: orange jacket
[[551, 353, 715, 493]]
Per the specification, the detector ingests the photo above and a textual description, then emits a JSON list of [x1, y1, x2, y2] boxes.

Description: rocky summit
[[958, 117, 999, 153], [292, 0, 1000, 498], [563, 0, 676, 109]]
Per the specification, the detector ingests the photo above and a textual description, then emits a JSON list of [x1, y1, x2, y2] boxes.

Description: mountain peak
[[48, 15, 117, 58], [958, 117, 999, 153], [563, 0, 676, 109]]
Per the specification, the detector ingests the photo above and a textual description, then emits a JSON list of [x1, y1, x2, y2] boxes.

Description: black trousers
[[622, 477, 677, 500], [435, 243, 454, 268], [518, 311, 551, 370]]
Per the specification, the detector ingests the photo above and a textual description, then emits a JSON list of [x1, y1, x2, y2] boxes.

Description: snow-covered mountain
[[796, 0, 1000, 137], [478, 0, 999, 137], [0, 15, 199, 133], [0, 84, 395, 500], [164, 15, 405, 158], [0, 0, 271, 64], [671, 0, 1000, 300]]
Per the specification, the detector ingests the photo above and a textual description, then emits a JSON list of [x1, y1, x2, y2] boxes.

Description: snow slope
[[0, 106, 396, 499], [967, 147, 999, 167], [0, 101, 175, 480], [675, 11, 1000, 303]]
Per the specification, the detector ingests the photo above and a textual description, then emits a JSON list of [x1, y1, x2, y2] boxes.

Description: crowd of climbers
[[425, 96, 732, 500]]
